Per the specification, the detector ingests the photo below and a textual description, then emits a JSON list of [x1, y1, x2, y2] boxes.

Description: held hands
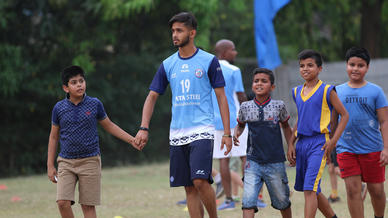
[[47, 166, 57, 183], [134, 129, 149, 150], [129, 138, 141, 151]]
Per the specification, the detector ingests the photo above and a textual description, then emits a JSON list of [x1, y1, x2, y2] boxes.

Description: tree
[[0, 0, 223, 176], [361, 0, 384, 58]]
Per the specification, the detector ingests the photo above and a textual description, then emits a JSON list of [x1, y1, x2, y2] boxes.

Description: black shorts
[[169, 139, 214, 187]]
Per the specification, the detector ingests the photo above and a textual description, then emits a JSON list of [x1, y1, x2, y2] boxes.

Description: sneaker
[[176, 199, 187, 205], [215, 182, 224, 199], [217, 200, 235, 210], [361, 183, 367, 201], [328, 196, 340, 203], [256, 199, 267, 208]]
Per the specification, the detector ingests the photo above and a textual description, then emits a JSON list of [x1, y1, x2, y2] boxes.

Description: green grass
[[0, 162, 385, 218]]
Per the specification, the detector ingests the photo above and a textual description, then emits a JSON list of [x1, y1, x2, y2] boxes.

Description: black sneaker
[[328, 196, 340, 203]]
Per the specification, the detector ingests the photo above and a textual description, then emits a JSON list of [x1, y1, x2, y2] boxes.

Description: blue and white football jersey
[[212, 60, 244, 130], [150, 48, 225, 145]]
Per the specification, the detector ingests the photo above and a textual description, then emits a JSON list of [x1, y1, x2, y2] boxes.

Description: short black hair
[[61, 65, 85, 86], [168, 12, 197, 30], [298, 49, 323, 67], [253, 68, 275, 85], [345, 46, 370, 65]]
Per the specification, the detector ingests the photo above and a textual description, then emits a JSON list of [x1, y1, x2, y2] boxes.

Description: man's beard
[[174, 36, 190, 48]]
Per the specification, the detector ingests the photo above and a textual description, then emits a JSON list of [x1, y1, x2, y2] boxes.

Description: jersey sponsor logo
[[181, 64, 189, 72], [195, 69, 203, 78], [171, 73, 176, 79]]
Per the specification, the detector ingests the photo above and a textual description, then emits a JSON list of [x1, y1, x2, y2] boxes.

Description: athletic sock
[[332, 215, 337, 218], [331, 189, 338, 198], [374, 215, 383, 218], [214, 173, 221, 183]]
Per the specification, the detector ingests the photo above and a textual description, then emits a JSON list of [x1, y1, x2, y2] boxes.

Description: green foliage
[[98, 0, 155, 20], [178, 0, 219, 49], [274, 0, 388, 61], [209, 0, 255, 57], [1, 0, 388, 177], [0, 45, 25, 96]]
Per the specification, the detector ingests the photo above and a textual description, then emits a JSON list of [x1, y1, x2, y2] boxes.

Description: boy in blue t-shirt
[[287, 49, 349, 218], [234, 68, 293, 217], [47, 65, 139, 218], [333, 47, 388, 218]]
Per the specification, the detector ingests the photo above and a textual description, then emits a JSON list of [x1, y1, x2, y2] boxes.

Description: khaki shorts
[[57, 155, 101, 205]]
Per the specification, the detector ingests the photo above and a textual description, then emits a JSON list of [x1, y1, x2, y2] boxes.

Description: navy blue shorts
[[169, 139, 214, 187]]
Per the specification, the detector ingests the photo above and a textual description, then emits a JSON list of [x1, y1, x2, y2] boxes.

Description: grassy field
[[0, 161, 386, 218]]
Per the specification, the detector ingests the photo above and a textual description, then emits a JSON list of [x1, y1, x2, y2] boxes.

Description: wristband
[[222, 134, 232, 138], [139, 127, 149, 131]]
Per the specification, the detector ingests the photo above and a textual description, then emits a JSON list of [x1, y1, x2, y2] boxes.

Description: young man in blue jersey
[[212, 39, 248, 211], [234, 68, 293, 218], [47, 66, 139, 218], [333, 47, 388, 218], [287, 49, 349, 218], [135, 12, 232, 218]]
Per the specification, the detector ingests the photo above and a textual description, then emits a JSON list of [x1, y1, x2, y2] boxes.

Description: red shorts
[[337, 151, 385, 183]]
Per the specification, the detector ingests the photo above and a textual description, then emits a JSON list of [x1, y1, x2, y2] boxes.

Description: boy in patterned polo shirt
[[233, 68, 293, 217], [47, 65, 139, 218]]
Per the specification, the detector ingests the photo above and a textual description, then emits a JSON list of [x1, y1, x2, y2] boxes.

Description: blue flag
[[254, 0, 290, 70]]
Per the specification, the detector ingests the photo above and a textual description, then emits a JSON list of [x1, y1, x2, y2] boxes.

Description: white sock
[[214, 173, 221, 183]]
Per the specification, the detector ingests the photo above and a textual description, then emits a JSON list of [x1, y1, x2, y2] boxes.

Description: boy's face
[[171, 22, 196, 48], [299, 58, 322, 82], [346, 57, 369, 83], [62, 74, 86, 98], [252, 73, 274, 98]]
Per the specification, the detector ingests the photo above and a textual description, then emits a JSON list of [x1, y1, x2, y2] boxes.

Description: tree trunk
[[361, 0, 384, 58]]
